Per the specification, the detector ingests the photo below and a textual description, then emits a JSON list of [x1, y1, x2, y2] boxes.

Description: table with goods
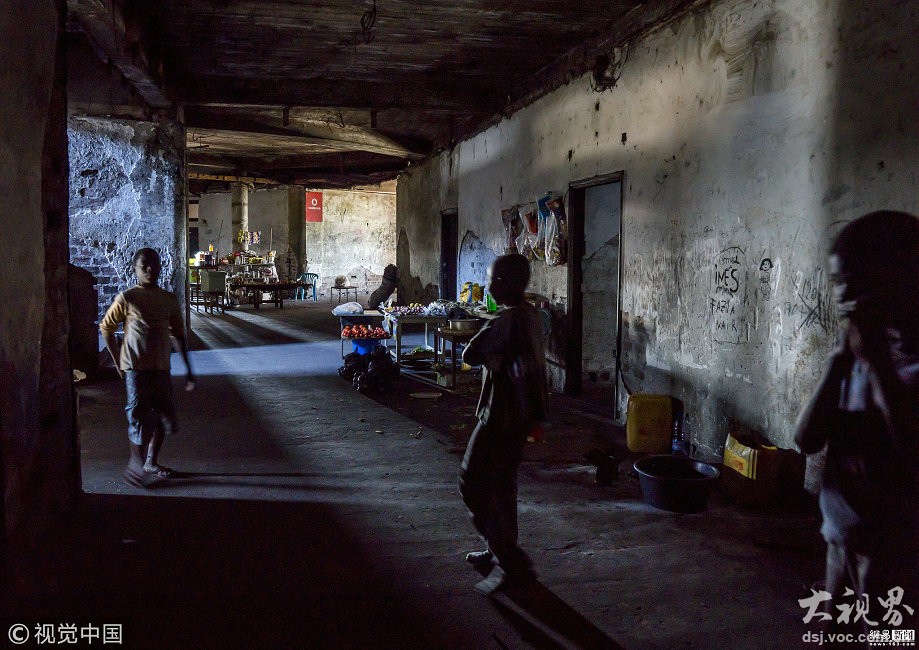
[[337, 310, 387, 357]]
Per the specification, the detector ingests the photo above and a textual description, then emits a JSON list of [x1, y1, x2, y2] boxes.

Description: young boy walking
[[100, 248, 195, 487], [460, 253, 547, 595], [795, 211, 918, 634]]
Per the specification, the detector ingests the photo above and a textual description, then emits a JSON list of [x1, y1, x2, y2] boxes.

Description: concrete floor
[[5, 296, 827, 649]]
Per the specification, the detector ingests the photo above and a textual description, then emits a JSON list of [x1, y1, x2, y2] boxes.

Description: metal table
[[382, 313, 448, 363]]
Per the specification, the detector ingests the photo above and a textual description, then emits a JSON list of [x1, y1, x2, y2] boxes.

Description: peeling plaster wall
[[396, 151, 459, 304], [197, 192, 232, 255], [395, 0, 919, 460], [68, 117, 186, 322], [307, 187, 397, 293], [198, 185, 396, 294]]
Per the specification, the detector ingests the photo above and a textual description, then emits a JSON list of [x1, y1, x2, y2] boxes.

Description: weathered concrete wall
[[197, 191, 233, 255], [1, 0, 79, 551], [68, 118, 186, 322], [198, 185, 396, 293], [307, 186, 397, 294], [396, 152, 459, 304], [395, 0, 919, 460]]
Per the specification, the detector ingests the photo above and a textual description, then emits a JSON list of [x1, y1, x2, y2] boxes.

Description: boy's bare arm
[[795, 342, 851, 454], [102, 332, 123, 379]]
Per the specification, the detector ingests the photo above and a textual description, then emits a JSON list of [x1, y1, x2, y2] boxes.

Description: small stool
[[330, 285, 359, 303]]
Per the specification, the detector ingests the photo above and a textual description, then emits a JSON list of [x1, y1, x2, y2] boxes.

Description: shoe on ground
[[465, 549, 494, 571]]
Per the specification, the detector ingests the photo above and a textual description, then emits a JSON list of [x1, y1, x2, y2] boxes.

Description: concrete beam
[[181, 76, 500, 116], [68, 0, 172, 110]]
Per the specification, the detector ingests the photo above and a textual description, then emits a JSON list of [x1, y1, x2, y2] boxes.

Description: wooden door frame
[[565, 172, 624, 412]]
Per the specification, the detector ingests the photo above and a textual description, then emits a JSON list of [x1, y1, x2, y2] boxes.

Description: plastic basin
[[633, 455, 720, 513]]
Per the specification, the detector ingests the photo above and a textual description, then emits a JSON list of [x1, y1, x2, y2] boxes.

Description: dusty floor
[[4, 297, 828, 649]]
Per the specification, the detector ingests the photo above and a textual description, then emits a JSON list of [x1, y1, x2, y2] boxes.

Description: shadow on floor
[[4, 493, 465, 649]]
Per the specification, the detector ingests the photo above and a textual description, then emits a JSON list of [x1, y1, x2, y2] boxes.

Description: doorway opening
[[440, 210, 458, 301], [566, 173, 623, 417]]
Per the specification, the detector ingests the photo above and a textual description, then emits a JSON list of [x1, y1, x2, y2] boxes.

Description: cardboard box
[[721, 427, 805, 507]]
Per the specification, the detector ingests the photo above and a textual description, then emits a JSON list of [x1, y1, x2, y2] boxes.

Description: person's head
[[829, 210, 919, 326], [487, 254, 530, 306], [132, 248, 162, 287]]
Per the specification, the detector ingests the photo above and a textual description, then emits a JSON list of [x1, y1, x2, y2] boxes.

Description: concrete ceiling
[[67, 0, 701, 191]]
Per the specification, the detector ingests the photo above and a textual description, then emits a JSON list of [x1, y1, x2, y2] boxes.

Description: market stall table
[[382, 313, 448, 363], [336, 310, 385, 357], [229, 280, 307, 309]]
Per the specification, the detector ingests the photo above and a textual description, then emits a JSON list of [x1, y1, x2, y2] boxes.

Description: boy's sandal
[[143, 466, 175, 478]]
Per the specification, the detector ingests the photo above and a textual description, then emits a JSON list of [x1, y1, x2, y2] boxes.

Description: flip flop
[[143, 466, 175, 478]]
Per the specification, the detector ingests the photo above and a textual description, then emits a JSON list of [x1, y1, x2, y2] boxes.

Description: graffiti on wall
[[709, 246, 748, 344], [757, 258, 773, 301], [786, 267, 834, 333]]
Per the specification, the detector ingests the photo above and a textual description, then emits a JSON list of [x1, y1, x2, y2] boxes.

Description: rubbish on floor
[[633, 454, 720, 513], [584, 449, 619, 486], [410, 392, 441, 400]]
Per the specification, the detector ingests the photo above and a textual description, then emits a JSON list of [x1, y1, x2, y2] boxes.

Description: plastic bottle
[[485, 293, 498, 313], [672, 411, 688, 456]]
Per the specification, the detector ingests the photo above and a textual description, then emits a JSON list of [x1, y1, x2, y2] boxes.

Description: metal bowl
[[447, 318, 482, 331]]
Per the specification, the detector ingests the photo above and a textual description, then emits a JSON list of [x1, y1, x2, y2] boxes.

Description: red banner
[[305, 191, 323, 222]]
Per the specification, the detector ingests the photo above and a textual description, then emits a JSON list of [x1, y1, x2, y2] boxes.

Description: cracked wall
[[68, 117, 185, 323]]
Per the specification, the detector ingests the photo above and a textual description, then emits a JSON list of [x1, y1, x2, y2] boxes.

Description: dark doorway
[[189, 226, 200, 254], [440, 210, 458, 300], [566, 173, 623, 416]]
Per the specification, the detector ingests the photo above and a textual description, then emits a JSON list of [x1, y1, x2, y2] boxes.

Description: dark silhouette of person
[[795, 211, 919, 637], [459, 253, 547, 595]]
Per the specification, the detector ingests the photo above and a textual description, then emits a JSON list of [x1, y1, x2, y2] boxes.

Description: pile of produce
[[382, 303, 426, 316], [341, 324, 388, 339], [337, 347, 400, 393]]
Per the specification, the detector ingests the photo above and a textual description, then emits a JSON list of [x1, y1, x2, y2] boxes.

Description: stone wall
[[68, 117, 186, 323], [394, 0, 919, 461]]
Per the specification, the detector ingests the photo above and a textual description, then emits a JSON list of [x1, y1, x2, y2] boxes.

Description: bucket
[[351, 339, 380, 355], [633, 455, 720, 513]]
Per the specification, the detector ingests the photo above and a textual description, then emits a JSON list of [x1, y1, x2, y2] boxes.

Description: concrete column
[[231, 182, 249, 252], [287, 185, 306, 274]]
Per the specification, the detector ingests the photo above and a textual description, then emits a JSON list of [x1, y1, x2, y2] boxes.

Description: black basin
[[633, 455, 720, 513]]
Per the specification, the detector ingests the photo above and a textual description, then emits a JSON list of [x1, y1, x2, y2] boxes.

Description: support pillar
[[231, 182, 250, 253], [287, 185, 306, 274]]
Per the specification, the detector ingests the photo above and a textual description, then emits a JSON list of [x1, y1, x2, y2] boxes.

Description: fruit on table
[[341, 324, 388, 338]]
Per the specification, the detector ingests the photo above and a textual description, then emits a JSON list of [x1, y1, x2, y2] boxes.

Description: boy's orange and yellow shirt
[[99, 285, 183, 371]]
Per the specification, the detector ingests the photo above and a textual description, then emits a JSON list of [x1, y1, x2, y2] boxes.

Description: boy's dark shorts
[[124, 370, 178, 446]]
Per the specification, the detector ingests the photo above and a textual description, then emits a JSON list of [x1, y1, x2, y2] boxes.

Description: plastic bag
[[332, 301, 364, 315], [459, 282, 483, 304], [501, 207, 522, 254], [517, 203, 543, 261], [541, 195, 567, 266]]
